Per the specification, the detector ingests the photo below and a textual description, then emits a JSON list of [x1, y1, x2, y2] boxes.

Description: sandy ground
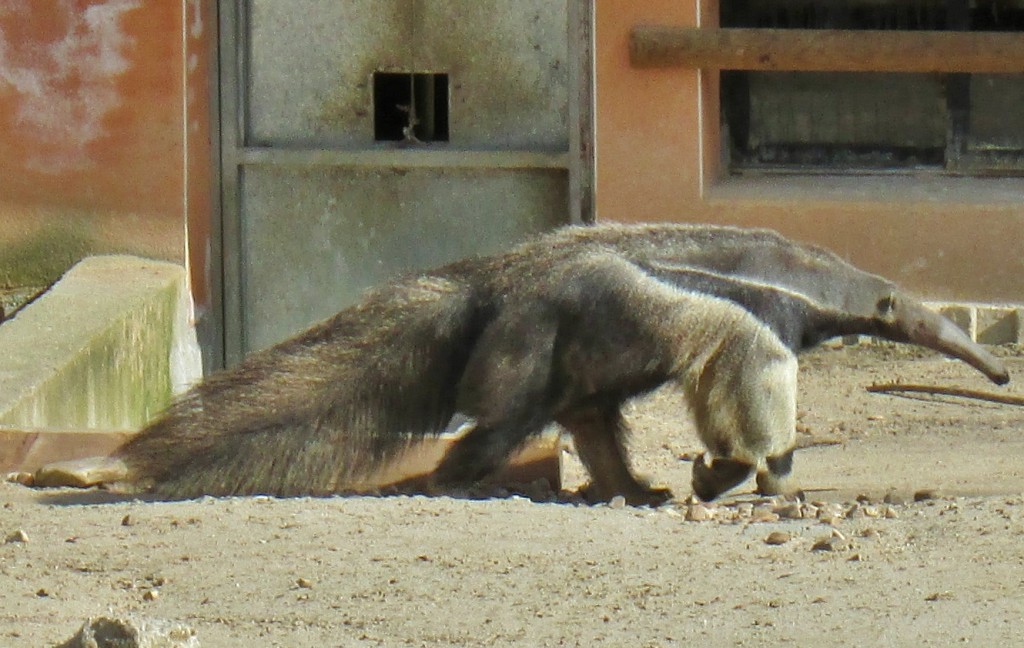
[[2, 344, 1023, 647]]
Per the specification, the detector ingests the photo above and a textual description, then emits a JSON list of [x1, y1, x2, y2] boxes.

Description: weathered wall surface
[[0, 1, 213, 312]]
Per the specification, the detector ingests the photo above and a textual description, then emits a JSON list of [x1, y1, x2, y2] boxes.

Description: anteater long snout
[[900, 300, 1010, 385]]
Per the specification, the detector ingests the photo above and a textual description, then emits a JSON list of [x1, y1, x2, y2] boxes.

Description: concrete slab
[[0, 254, 201, 431]]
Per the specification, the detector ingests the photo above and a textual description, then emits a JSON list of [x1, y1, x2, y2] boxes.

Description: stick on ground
[[867, 383, 1024, 407]]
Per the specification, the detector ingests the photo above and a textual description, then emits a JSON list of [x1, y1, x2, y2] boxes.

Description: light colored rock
[[685, 503, 714, 522], [57, 615, 199, 648], [33, 457, 129, 488], [764, 531, 791, 545], [5, 529, 28, 544]]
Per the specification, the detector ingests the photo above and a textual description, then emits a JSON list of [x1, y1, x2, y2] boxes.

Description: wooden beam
[[630, 26, 1024, 73]]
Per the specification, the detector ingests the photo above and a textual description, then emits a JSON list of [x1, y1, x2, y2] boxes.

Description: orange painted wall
[[595, 0, 703, 211], [0, 1, 213, 313], [594, 1, 1024, 304]]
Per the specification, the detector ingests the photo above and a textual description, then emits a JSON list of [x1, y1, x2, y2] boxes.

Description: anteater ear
[[876, 294, 896, 315]]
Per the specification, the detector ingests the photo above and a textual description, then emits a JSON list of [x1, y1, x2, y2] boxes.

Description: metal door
[[217, 0, 590, 363]]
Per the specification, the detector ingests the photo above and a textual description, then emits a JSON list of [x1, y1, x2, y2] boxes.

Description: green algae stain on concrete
[[0, 222, 94, 288], [0, 256, 201, 431]]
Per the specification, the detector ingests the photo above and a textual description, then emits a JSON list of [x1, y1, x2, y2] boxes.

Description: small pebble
[[811, 538, 836, 552], [685, 504, 714, 522], [883, 491, 906, 505], [608, 495, 627, 510], [925, 591, 953, 602], [862, 506, 881, 518], [5, 529, 28, 544], [764, 531, 791, 546], [774, 503, 803, 520], [751, 510, 780, 524], [121, 515, 134, 527], [6, 472, 33, 486], [884, 506, 899, 519], [142, 589, 160, 602], [296, 578, 314, 589]]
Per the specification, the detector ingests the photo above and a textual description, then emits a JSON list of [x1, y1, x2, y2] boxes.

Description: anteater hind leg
[[433, 307, 559, 491], [558, 405, 672, 506], [431, 415, 549, 489]]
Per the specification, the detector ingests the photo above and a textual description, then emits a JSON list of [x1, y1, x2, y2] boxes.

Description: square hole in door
[[373, 72, 449, 142]]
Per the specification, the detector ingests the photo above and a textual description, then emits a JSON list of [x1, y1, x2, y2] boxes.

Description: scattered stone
[[860, 528, 881, 539], [56, 615, 199, 648], [36, 588, 50, 598], [811, 537, 836, 552], [296, 578, 314, 589], [914, 488, 940, 502], [847, 553, 863, 562], [883, 491, 906, 505], [6, 472, 34, 486], [862, 506, 882, 518], [751, 511, 780, 524], [925, 591, 954, 602], [122, 515, 135, 527], [884, 506, 899, 519], [802, 503, 819, 519], [774, 503, 803, 520], [32, 457, 129, 489], [608, 495, 627, 510], [764, 531, 791, 546], [811, 503, 843, 517], [685, 503, 714, 522], [855, 493, 873, 504], [5, 529, 29, 544], [142, 589, 160, 602]]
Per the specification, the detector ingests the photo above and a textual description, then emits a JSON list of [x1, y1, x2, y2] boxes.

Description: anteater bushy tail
[[117, 274, 483, 499]]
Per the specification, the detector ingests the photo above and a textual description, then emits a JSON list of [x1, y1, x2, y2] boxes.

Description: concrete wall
[[0, 255, 201, 431], [594, 1, 1024, 305], [0, 1, 215, 320]]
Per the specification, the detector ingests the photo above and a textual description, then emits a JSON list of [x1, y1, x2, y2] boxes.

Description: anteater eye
[[876, 295, 895, 314]]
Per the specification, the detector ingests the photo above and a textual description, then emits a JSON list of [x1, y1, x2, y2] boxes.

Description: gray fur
[[116, 223, 1009, 502]]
